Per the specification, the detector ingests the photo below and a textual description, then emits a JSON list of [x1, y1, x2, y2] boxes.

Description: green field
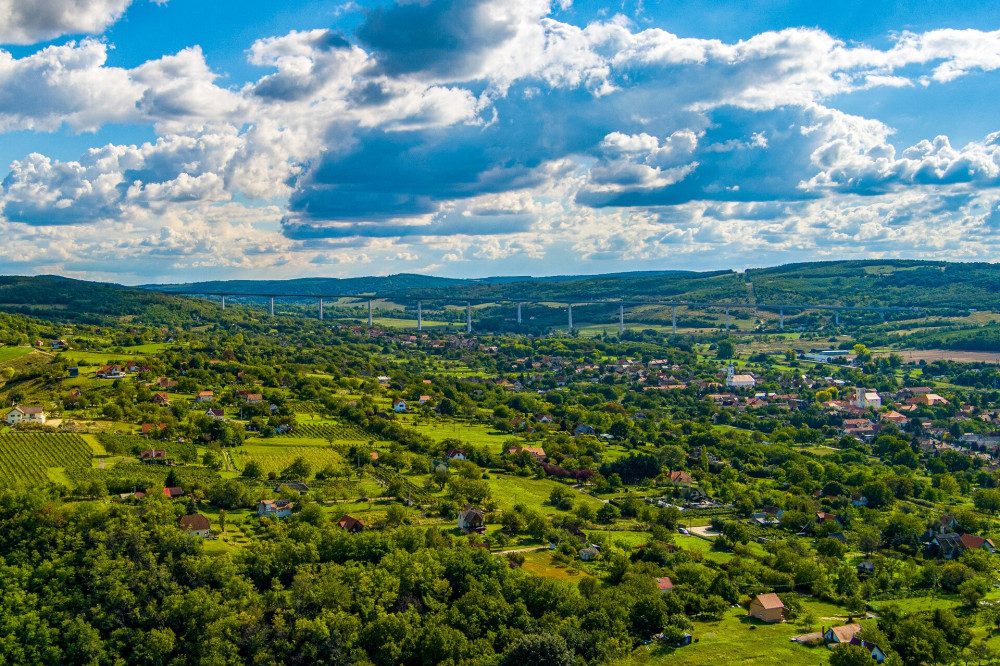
[[403, 418, 509, 452], [0, 433, 93, 486], [0, 346, 35, 363], [230, 444, 345, 476], [637, 606, 832, 665]]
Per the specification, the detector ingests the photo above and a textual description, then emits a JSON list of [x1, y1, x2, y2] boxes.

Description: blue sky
[[0, 0, 999, 283]]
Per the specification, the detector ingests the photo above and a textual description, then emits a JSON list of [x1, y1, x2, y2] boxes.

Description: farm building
[[748, 593, 785, 623]]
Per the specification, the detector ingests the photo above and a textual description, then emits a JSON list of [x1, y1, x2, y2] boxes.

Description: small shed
[[748, 593, 785, 623]]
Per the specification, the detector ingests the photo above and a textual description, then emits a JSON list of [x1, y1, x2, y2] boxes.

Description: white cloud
[[0, 0, 154, 45]]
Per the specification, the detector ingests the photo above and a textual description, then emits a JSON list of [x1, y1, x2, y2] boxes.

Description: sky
[[0, 1, 999, 284]]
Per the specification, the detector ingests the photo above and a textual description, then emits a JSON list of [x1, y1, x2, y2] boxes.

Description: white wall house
[[6, 406, 45, 425]]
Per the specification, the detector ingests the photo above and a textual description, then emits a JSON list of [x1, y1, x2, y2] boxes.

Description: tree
[[242, 459, 263, 480], [501, 634, 574, 666], [830, 644, 878, 666], [282, 456, 312, 480], [218, 509, 226, 533], [716, 339, 735, 359], [596, 503, 620, 524], [548, 485, 575, 510]]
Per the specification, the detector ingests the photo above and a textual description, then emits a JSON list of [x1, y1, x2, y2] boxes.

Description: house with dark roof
[[163, 487, 185, 499], [178, 514, 211, 538], [458, 505, 485, 532]]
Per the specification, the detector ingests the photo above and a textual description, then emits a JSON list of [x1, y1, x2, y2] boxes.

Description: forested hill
[[0, 276, 228, 326], [144, 260, 1000, 309]]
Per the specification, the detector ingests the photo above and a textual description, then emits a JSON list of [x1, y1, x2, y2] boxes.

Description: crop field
[[230, 444, 345, 475], [0, 433, 93, 486]]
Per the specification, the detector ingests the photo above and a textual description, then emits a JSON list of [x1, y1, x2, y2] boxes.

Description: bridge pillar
[[319, 298, 324, 321], [619, 304, 624, 335], [568, 304, 573, 332], [725, 308, 729, 331], [780, 308, 784, 330], [466, 302, 472, 333], [270, 297, 274, 316], [368, 300, 373, 327], [221, 296, 225, 310], [517, 302, 522, 325], [672, 306, 677, 334], [417, 301, 422, 331], [835, 309, 839, 326], [881, 309, 886, 323]]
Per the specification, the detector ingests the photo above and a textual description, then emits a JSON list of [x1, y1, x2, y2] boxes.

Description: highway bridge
[[150, 288, 927, 335]]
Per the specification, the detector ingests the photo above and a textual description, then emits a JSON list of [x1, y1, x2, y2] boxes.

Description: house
[[257, 499, 294, 518], [748, 593, 785, 623], [178, 514, 211, 538], [206, 409, 225, 419], [847, 637, 886, 663], [196, 391, 214, 402], [573, 424, 596, 436], [816, 512, 841, 525], [163, 487, 185, 499], [852, 387, 882, 410], [418, 395, 432, 404], [656, 576, 674, 592], [446, 449, 467, 461], [824, 623, 862, 644], [881, 410, 908, 425], [51, 339, 68, 350], [245, 393, 264, 404], [67, 367, 79, 378], [911, 393, 949, 406], [458, 505, 486, 532], [933, 533, 996, 559], [392, 398, 408, 413], [140, 449, 173, 466], [509, 445, 546, 460], [151, 393, 170, 405], [141, 422, 168, 435], [578, 546, 600, 561], [857, 560, 875, 577], [6, 405, 46, 425], [337, 514, 366, 533], [369, 451, 379, 463], [97, 365, 126, 379], [851, 493, 868, 507], [537, 414, 554, 423], [666, 471, 693, 486], [725, 363, 756, 389]]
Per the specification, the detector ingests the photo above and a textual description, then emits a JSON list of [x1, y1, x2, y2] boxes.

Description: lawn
[[485, 473, 604, 514], [518, 549, 590, 582], [0, 346, 34, 363], [636, 607, 831, 665], [402, 418, 510, 452]]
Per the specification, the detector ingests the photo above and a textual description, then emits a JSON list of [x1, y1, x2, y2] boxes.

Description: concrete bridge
[[155, 288, 930, 334]]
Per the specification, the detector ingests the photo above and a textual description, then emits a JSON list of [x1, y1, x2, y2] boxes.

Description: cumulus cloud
[[0, 0, 156, 45], [2, 0, 1000, 277]]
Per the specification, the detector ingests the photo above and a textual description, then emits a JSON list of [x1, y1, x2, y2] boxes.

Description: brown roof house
[[656, 577, 674, 592], [458, 505, 486, 533], [178, 514, 211, 538], [748, 593, 785, 623], [823, 623, 862, 644], [337, 515, 366, 533]]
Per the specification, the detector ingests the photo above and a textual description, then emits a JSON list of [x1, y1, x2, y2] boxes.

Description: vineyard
[[366, 465, 437, 507], [230, 445, 345, 477], [0, 433, 93, 486], [270, 423, 374, 442], [97, 433, 197, 460]]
